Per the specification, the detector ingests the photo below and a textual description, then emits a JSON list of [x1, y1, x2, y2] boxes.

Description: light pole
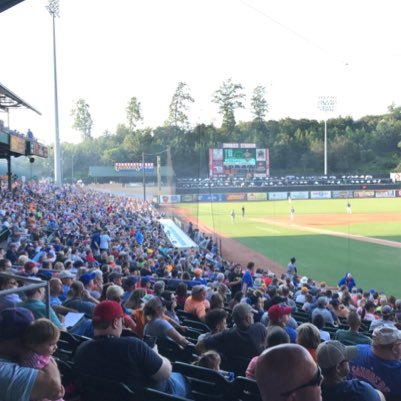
[[71, 154, 74, 183], [46, 0, 62, 187], [142, 151, 146, 201], [318, 96, 336, 176]]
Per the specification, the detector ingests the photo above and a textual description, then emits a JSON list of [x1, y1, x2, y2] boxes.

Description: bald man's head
[[255, 344, 322, 401]]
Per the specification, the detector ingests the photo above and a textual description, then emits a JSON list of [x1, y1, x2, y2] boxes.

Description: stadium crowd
[[0, 181, 400, 401]]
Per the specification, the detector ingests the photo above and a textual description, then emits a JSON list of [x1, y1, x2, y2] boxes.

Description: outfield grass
[[176, 198, 401, 297]]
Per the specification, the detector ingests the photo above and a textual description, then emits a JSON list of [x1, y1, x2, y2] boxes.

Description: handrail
[[0, 272, 50, 318]]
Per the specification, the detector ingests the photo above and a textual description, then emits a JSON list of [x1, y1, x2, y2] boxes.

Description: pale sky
[[1, 0, 401, 145]]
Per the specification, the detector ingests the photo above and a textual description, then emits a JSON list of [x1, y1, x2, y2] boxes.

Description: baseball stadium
[[2, 1, 401, 400]]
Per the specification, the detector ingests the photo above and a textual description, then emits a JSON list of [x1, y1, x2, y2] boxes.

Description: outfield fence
[[159, 188, 401, 204]]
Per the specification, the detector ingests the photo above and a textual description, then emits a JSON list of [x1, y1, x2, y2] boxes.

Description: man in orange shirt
[[184, 285, 210, 321]]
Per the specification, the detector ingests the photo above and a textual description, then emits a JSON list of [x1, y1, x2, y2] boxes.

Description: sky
[[1, 0, 401, 145]]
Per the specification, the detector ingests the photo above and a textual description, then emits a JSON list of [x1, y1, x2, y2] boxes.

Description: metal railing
[[0, 272, 50, 318]]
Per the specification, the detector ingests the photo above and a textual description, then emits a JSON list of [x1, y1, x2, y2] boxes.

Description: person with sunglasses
[[255, 343, 322, 401], [317, 340, 385, 401]]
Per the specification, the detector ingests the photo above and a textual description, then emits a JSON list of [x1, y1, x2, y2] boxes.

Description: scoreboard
[[209, 143, 269, 178]]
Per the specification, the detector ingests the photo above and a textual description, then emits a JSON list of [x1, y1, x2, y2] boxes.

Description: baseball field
[[170, 198, 401, 297]]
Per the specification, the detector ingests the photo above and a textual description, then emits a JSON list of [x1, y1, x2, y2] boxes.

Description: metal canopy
[[0, 82, 41, 115], [0, 0, 25, 13]]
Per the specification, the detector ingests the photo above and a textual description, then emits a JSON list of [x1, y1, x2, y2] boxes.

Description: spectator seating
[[176, 310, 201, 322], [55, 331, 89, 362], [182, 319, 210, 334], [173, 361, 233, 401], [143, 387, 193, 401], [157, 337, 198, 364], [77, 374, 137, 401], [221, 355, 251, 378], [233, 376, 262, 401]]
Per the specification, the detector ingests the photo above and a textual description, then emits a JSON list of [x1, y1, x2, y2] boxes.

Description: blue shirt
[[241, 271, 253, 291], [349, 344, 401, 397], [322, 379, 380, 401], [0, 358, 38, 401]]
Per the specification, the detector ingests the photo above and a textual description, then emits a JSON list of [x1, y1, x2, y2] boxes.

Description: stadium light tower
[[46, 0, 62, 187], [318, 96, 336, 176]]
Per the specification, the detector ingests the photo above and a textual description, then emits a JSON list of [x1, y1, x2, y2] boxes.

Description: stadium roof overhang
[[0, 82, 41, 115], [0, 0, 25, 13]]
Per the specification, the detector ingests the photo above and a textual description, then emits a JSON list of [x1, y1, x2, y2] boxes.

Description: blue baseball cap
[[79, 272, 96, 286], [0, 308, 34, 340]]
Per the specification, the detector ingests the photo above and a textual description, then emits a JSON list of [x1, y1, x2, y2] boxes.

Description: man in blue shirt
[[349, 326, 401, 400], [241, 261, 255, 295], [317, 340, 384, 401]]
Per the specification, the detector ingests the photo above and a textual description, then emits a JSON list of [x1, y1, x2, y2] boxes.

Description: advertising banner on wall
[[332, 191, 354, 199], [375, 190, 396, 198], [181, 194, 196, 202], [160, 194, 181, 204], [289, 191, 309, 200], [268, 192, 287, 200], [226, 193, 247, 201], [247, 192, 267, 201], [354, 190, 375, 198], [310, 191, 331, 199], [197, 194, 226, 202], [397, 190, 401, 197]]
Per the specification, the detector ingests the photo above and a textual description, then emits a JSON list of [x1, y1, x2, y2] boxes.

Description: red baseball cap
[[268, 304, 292, 322], [92, 301, 124, 323]]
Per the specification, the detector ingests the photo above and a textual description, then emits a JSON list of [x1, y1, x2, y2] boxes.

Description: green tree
[[251, 85, 268, 122], [126, 96, 143, 132], [166, 82, 194, 128], [212, 78, 245, 133], [71, 98, 93, 140]]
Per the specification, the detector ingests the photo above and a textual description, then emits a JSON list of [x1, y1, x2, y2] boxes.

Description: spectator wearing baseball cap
[[58, 270, 75, 302], [369, 304, 397, 331], [0, 308, 64, 401], [108, 271, 123, 286], [317, 340, 384, 401], [349, 326, 401, 399], [79, 272, 96, 288], [74, 301, 190, 397], [268, 303, 297, 343]]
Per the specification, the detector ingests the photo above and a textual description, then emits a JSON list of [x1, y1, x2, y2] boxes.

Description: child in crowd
[[195, 350, 234, 381], [20, 318, 64, 401]]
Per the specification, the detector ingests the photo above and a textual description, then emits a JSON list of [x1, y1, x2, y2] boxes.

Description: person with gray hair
[[255, 343, 322, 401], [312, 296, 336, 326], [196, 303, 266, 364]]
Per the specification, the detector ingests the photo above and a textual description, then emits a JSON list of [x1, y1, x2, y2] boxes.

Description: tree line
[[36, 80, 401, 181]]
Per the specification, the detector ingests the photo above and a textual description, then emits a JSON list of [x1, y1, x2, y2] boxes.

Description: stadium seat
[[157, 337, 198, 363], [182, 319, 210, 333], [173, 361, 233, 401], [176, 310, 201, 322], [233, 376, 262, 401], [142, 387, 193, 401], [77, 374, 137, 401], [221, 355, 251, 377], [55, 331, 90, 362]]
